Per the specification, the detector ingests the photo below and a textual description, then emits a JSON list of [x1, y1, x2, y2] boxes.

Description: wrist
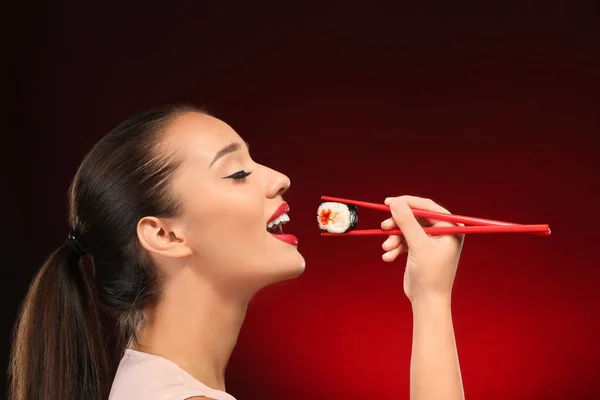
[[410, 293, 452, 312]]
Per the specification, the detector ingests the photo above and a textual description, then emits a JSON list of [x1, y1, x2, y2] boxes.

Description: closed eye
[[223, 170, 252, 180]]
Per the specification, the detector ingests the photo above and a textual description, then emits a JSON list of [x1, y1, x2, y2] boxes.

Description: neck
[[133, 268, 249, 391]]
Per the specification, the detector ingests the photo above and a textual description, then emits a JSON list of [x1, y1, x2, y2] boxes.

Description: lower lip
[[270, 233, 298, 245]]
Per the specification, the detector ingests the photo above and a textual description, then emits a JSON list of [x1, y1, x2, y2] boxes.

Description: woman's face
[[164, 112, 305, 293]]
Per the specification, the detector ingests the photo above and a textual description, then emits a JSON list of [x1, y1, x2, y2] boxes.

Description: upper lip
[[268, 202, 290, 224]]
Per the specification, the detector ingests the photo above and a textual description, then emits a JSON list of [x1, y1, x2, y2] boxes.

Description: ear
[[136, 216, 192, 259]]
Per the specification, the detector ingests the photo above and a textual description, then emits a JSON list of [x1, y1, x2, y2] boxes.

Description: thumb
[[385, 197, 429, 249]]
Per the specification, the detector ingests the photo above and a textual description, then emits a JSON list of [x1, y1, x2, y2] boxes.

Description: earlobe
[[137, 217, 192, 259]]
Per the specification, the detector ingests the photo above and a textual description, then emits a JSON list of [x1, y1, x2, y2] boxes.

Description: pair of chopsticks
[[320, 196, 551, 237]]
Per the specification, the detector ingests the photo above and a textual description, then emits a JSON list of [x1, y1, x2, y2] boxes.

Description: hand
[[380, 196, 464, 303]]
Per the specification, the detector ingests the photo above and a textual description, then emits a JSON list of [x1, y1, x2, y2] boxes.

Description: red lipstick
[[267, 202, 298, 245], [268, 202, 290, 224]]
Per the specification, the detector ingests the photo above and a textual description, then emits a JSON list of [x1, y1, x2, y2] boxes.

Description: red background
[[6, 2, 599, 399]]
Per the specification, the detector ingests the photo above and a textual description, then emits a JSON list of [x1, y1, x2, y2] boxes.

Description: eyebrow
[[209, 141, 250, 168]]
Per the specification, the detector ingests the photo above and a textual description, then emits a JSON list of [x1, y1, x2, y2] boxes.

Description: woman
[[9, 105, 465, 400]]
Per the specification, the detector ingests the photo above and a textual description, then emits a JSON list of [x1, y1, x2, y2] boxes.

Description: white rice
[[317, 202, 357, 233]]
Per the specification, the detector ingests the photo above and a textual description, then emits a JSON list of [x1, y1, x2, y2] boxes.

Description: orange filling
[[319, 209, 338, 226]]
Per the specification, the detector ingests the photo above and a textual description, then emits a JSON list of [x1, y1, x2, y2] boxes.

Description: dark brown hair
[[9, 104, 200, 400]]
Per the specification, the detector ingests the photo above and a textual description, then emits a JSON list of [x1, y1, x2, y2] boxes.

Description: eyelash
[[224, 170, 252, 180]]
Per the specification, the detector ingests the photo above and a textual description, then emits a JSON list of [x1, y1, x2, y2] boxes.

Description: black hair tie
[[66, 230, 87, 257]]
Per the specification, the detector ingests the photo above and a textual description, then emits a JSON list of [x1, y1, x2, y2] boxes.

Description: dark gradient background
[[5, 2, 599, 399]]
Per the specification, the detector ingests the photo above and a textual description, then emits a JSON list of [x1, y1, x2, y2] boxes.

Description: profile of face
[[138, 112, 305, 296]]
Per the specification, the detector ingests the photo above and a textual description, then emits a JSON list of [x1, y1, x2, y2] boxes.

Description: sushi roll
[[317, 202, 358, 233]]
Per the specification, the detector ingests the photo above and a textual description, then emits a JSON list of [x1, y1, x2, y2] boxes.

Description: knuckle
[[394, 196, 409, 207]]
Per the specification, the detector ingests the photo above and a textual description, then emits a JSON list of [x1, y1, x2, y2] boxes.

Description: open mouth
[[267, 212, 289, 234], [267, 202, 298, 245]]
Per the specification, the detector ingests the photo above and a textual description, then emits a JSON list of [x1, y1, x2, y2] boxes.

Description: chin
[[286, 259, 306, 279], [288, 250, 306, 276], [265, 252, 306, 285]]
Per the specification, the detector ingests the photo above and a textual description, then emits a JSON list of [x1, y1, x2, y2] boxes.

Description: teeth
[[267, 212, 290, 229]]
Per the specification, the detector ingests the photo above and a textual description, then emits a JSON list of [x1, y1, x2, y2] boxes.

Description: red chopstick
[[321, 225, 551, 236], [321, 196, 519, 226], [320, 196, 551, 237]]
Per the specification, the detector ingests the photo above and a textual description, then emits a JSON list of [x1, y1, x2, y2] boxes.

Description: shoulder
[[110, 350, 234, 400]]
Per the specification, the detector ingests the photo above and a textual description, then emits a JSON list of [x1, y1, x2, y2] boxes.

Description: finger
[[384, 197, 429, 249], [383, 216, 436, 230], [416, 216, 433, 227], [386, 195, 455, 228], [380, 217, 397, 230], [382, 245, 404, 262], [382, 234, 402, 251], [386, 195, 451, 215]]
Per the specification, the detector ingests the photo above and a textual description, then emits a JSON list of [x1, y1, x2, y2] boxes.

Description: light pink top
[[108, 349, 237, 400]]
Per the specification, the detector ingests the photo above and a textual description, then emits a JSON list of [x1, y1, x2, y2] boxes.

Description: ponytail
[[9, 242, 112, 400], [9, 104, 197, 400]]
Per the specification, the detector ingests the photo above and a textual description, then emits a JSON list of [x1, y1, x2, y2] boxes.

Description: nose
[[264, 165, 291, 198]]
